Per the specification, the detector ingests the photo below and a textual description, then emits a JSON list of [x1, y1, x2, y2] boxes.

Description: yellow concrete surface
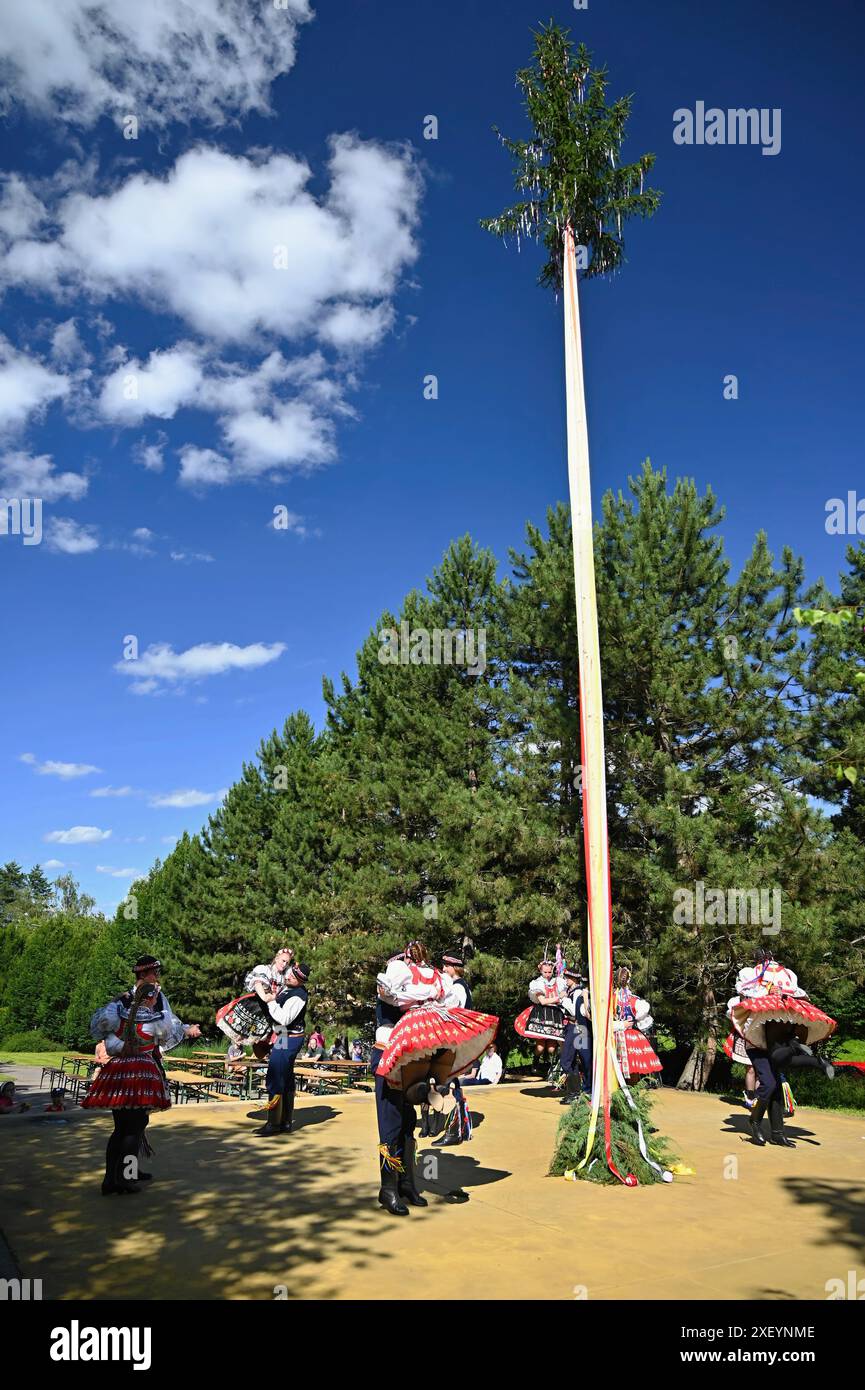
[[0, 1081, 862, 1300]]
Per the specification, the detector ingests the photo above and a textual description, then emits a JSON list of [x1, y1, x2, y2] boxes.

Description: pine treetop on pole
[[480, 21, 661, 288]]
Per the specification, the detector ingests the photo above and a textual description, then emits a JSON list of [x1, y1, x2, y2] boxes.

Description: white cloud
[[149, 788, 227, 809], [43, 858, 65, 869], [0, 338, 69, 434], [20, 753, 100, 778], [115, 639, 286, 693], [46, 516, 99, 554], [2, 140, 420, 345], [95, 865, 141, 879], [50, 318, 91, 368], [177, 445, 233, 488], [132, 437, 166, 473], [0, 450, 87, 502], [169, 549, 215, 564], [0, 136, 421, 489], [44, 825, 111, 844], [0, 0, 313, 128], [99, 345, 204, 423], [90, 785, 136, 798]]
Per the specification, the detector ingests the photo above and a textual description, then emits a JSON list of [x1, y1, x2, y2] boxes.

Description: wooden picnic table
[[162, 1071, 236, 1103]]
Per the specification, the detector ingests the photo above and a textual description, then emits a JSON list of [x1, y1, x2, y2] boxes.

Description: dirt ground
[[0, 1069, 861, 1301]]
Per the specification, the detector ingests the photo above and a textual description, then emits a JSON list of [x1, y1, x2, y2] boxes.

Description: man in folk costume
[[514, 957, 568, 1067], [373, 941, 498, 1215], [84, 956, 200, 1194], [729, 946, 836, 1147], [258, 961, 311, 1137], [559, 967, 593, 1103], [613, 967, 663, 1083], [216, 945, 293, 1059], [429, 951, 475, 1147]]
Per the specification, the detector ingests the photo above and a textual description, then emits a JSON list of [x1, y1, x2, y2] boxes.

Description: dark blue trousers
[[371, 1046, 413, 1154], [561, 1022, 593, 1093], [266, 1033, 304, 1099]]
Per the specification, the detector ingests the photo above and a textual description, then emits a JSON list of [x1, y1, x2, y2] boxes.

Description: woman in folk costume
[[613, 967, 663, 1082], [514, 956, 568, 1066], [216, 945, 293, 1059], [83, 972, 193, 1194], [729, 946, 836, 1147], [376, 941, 498, 1103]]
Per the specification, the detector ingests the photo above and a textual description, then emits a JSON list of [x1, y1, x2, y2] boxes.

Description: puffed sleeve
[[528, 976, 548, 1004], [152, 992, 188, 1052], [632, 997, 653, 1033], [736, 966, 760, 998], [90, 1002, 122, 1040], [560, 992, 577, 1019]]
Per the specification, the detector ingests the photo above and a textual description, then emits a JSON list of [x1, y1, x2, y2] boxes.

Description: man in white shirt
[[461, 1043, 503, 1086]]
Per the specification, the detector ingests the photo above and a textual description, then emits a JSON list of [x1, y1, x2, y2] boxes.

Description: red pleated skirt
[[729, 995, 836, 1049], [376, 1005, 499, 1087], [616, 1027, 663, 1077], [81, 1053, 171, 1110]]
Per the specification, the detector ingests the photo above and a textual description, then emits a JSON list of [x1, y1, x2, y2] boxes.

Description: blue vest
[[275, 985, 308, 1034]]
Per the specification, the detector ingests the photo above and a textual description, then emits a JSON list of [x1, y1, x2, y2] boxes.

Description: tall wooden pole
[[562, 226, 621, 1178]]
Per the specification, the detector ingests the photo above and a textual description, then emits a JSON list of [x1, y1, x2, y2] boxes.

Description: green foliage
[[0, 1029, 61, 1053], [549, 1083, 677, 1183], [481, 23, 660, 287]]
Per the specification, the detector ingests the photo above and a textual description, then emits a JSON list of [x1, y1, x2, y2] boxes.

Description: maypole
[[561, 223, 620, 1177], [482, 24, 666, 1182]]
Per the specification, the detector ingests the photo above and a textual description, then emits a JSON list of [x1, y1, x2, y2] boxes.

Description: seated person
[[461, 1042, 503, 1086]]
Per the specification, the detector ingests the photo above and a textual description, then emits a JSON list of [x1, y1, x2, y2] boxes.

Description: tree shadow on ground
[[779, 1178, 865, 1260], [0, 1104, 490, 1300]]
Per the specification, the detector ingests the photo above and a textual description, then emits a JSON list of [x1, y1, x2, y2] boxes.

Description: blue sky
[[1, 0, 863, 913]]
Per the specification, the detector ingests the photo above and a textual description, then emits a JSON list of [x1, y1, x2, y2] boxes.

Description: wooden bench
[[294, 1064, 351, 1095]]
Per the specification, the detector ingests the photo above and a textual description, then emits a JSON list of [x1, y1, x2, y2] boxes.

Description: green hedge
[[0, 1029, 63, 1053]]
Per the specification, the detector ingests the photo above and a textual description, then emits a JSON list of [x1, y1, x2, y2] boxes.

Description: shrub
[[0, 1029, 62, 1053]]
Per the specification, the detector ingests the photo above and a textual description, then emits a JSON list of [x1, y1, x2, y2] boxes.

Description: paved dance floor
[[0, 1076, 861, 1300]]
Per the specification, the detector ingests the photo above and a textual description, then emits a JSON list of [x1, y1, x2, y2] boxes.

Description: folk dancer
[[374, 942, 499, 1215], [83, 957, 200, 1193], [559, 967, 593, 1103], [216, 945, 294, 1059], [729, 947, 836, 1148], [258, 961, 311, 1137], [514, 958, 568, 1068], [613, 967, 663, 1083]]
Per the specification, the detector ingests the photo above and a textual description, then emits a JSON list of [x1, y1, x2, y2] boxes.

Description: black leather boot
[[769, 1097, 795, 1146], [378, 1145, 409, 1216], [259, 1094, 283, 1136], [279, 1091, 295, 1133], [748, 1099, 767, 1146], [398, 1136, 428, 1208]]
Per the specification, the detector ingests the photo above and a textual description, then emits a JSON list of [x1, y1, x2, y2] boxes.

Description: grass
[[0, 1051, 66, 1069]]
